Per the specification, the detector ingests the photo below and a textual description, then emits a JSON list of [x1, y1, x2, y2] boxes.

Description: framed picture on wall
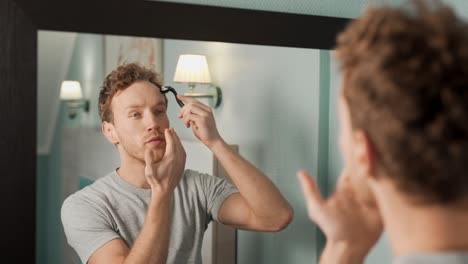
[[104, 35, 163, 76]]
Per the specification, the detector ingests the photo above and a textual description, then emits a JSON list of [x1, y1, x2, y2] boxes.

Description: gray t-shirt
[[394, 252, 468, 264], [61, 169, 238, 264]]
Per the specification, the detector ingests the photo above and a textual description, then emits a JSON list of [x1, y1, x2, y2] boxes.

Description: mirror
[[36, 29, 392, 264], [4, 1, 353, 262]]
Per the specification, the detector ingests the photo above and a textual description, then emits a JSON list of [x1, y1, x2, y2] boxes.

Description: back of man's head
[[336, 0, 468, 204]]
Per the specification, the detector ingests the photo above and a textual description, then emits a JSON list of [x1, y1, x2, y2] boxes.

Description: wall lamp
[[173, 54, 222, 108], [60, 80, 89, 119]]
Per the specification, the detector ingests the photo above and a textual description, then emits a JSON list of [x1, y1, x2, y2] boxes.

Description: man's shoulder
[[62, 172, 117, 210], [180, 169, 232, 193], [176, 169, 211, 194], [183, 169, 208, 179], [181, 169, 215, 185]]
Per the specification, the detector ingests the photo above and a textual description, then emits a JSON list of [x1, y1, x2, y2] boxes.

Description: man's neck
[[374, 181, 468, 257], [117, 154, 151, 189]]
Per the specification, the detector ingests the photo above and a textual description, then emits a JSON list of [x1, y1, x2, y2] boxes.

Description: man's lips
[[146, 136, 165, 145]]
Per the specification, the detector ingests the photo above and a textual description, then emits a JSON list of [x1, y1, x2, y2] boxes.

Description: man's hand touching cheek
[[145, 128, 186, 199]]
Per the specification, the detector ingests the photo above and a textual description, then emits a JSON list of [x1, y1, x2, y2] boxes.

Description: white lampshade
[[173, 54, 212, 84], [60, 81, 83, 100]]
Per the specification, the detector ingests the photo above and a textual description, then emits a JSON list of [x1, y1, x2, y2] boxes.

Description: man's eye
[[155, 109, 166, 115], [130, 113, 140, 118]]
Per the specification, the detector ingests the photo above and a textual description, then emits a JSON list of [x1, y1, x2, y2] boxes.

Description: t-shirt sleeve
[[193, 170, 239, 222], [61, 194, 121, 263]]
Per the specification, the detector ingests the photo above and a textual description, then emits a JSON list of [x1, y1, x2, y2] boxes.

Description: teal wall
[[79, 176, 95, 189], [315, 50, 331, 260], [36, 104, 67, 264], [36, 155, 49, 264], [327, 52, 343, 193]]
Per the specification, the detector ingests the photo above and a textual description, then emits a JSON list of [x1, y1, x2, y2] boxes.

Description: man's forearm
[[123, 194, 173, 264], [210, 139, 292, 230]]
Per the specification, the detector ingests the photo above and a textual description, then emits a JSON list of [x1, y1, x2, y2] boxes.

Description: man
[[61, 63, 293, 264], [298, 1, 468, 264]]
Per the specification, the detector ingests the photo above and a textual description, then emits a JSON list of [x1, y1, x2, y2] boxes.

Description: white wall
[[37, 31, 77, 154], [163, 39, 321, 264]]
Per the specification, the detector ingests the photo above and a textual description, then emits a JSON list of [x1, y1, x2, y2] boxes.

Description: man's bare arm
[[178, 95, 293, 232], [212, 141, 293, 231]]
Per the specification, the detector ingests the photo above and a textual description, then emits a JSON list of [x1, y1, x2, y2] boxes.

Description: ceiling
[[149, 0, 468, 19]]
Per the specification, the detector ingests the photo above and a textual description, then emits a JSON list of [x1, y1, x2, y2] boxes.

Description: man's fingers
[[177, 94, 198, 103], [335, 170, 356, 200], [297, 170, 325, 222], [178, 103, 210, 120], [163, 128, 175, 156], [144, 147, 155, 178], [181, 113, 202, 129], [297, 170, 324, 205], [336, 170, 351, 188], [144, 147, 152, 164], [178, 95, 211, 112]]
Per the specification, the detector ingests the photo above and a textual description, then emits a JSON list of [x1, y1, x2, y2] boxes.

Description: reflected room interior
[[36, 31, 392, 264]]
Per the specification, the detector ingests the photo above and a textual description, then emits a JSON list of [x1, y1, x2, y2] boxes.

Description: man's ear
[[102, 121, 119, 145], [353, 130, 377, 179]]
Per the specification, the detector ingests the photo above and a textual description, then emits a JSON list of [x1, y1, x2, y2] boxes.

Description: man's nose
[[145, 113, 160, 132]]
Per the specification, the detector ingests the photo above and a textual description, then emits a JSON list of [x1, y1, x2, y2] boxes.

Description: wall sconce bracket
[[184, 85, 222, 108], [64, 100, 90, 119]]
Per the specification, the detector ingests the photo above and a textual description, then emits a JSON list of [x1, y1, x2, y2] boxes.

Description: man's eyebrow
[[125, 104, 143, 110], [125, 101, 166, 110]]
